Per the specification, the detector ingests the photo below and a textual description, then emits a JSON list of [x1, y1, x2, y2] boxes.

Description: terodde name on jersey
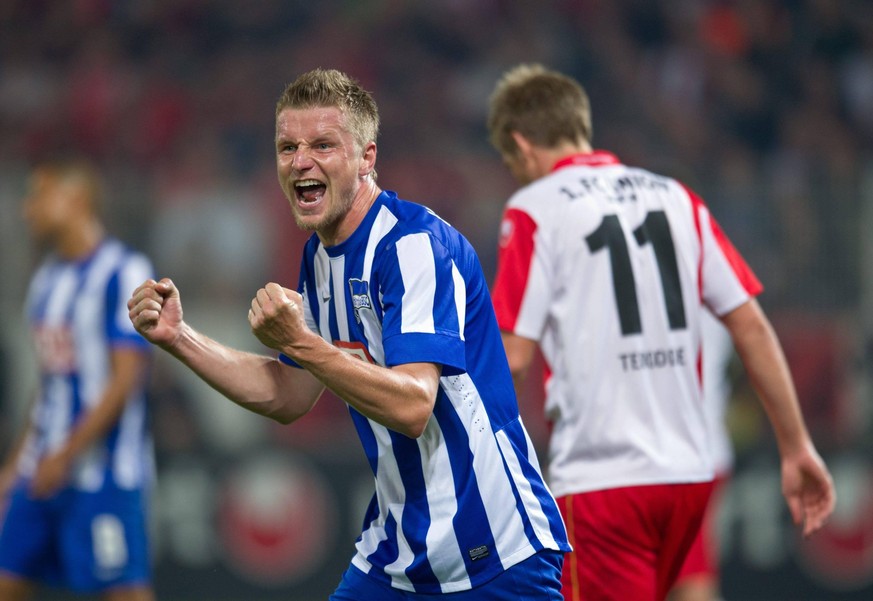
[[559, 172, 669, 203], [618, 346, 686, 372]]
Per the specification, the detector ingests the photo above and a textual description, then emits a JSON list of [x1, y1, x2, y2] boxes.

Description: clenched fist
[[248, 282, 309, 354], [127, 278, 184, 350]]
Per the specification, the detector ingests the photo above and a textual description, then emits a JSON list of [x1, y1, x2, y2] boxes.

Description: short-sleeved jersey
[[491, 151, 762, 497], [19, 238, 154, 492], [281, 191, 570, 594]]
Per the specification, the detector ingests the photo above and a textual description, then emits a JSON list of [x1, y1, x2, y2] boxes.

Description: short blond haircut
[[276, 68, 380, 152], [487, 63, 592, 157]]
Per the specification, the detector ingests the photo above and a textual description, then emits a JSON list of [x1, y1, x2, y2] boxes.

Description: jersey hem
[[550, 470, 715, 498], [350, 543, 568, 594]]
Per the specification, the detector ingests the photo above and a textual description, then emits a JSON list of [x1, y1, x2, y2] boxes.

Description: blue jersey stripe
[[389, 431, 440, 590], [365, 507, 401, 583], [327, 264, 340, 342]]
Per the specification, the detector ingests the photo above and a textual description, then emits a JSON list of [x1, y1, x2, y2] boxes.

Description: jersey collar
[[551, 150, 620, 172]]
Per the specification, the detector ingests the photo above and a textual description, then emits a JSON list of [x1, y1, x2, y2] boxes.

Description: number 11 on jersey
[[586, 210, 687, 336]]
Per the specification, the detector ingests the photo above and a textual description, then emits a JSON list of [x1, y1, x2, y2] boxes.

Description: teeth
[[295, 179, 322, 187]]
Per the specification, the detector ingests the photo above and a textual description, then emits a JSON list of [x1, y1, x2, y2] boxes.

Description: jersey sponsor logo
[[348, 279, 372, 323], [619, 347, 687, 371], [559, 173, 670, 203], [32, 325, 77, 374], [334, 340, 375, 364]]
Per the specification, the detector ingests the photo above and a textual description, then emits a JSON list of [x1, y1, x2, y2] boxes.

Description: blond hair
[[276, 68, 380, 152]]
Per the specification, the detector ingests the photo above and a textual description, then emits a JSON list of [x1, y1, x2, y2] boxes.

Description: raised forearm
[[285, 331, 438, 438], [167, 322, 319, 423]]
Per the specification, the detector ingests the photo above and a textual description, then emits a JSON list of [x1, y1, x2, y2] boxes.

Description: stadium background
[[1, 1, 872, 599]]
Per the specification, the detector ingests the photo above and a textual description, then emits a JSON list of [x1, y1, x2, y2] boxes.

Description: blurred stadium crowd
[[1, 1, 872, 599], [1, 0, 871, 302]]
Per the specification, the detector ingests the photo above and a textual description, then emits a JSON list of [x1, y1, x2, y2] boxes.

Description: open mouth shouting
[[294, 179, 327, 206]]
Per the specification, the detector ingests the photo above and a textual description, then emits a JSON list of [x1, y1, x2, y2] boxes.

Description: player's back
[[494, 152, 747, 496]]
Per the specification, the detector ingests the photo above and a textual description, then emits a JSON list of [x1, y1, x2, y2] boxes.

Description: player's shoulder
[[377, 192, 477, 269], [383, 190, 458, 240], [109, 238, 152, 265], [383, 190, 438, 221], [96, 238, 154, 280]]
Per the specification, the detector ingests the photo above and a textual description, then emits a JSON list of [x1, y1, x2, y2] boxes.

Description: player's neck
[[548, 142, 593, 168], [318, 178, 381, 248], [55, 218, 105, 261], [530, 141, 593, 179]]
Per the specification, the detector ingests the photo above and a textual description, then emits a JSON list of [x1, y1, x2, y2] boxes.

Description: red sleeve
[[707, 213, 763, 296], [681, 184, 764, 298], [492, 208, 538, 331]]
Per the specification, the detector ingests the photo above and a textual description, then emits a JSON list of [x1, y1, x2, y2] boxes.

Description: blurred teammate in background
[[127, 68, 570, 601], [0, 160, 156, 601], [670, 311, 735, 601], [486, 63, 835, 601]]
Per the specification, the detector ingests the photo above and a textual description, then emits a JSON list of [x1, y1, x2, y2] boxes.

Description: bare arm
[[129, 279, 438, 438], [250, 284, 440, 439], [720, 298, 836, 537], [500, 331, 539, 398], [128, 278, 325, 425]]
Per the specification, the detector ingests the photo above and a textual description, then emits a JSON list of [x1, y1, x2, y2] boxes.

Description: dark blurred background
[[1, 1, 872, 599]]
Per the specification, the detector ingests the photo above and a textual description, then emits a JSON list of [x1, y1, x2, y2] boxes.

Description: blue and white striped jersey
[[19, 238, 154, 492], [281, 191, 570, 594]]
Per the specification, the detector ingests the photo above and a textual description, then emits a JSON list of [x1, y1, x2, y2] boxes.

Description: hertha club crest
[[348, 278, 372, 323]]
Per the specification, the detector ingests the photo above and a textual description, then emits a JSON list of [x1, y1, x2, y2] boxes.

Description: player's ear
[[510, 131, 533, 158], [359, 141, 377, 178]]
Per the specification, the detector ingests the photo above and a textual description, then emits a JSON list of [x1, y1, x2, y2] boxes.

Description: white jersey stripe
[[78, 242, 123, 413], [313, 246, 333, 340], [397, 233, 437, 334], [451, 263, 466, 341], [44, 378, 72, 452], [370, 424, 415, 591], [441, 374, 527, 569], [331, 255, 350, 341], [357, 206, 397, 365], [363, 205, 398, 281], [418, 417, 467, 591], [495, 423, 558, 549]]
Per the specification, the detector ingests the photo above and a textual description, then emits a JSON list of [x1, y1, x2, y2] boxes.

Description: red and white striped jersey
[[492, 151, 762, 497]]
